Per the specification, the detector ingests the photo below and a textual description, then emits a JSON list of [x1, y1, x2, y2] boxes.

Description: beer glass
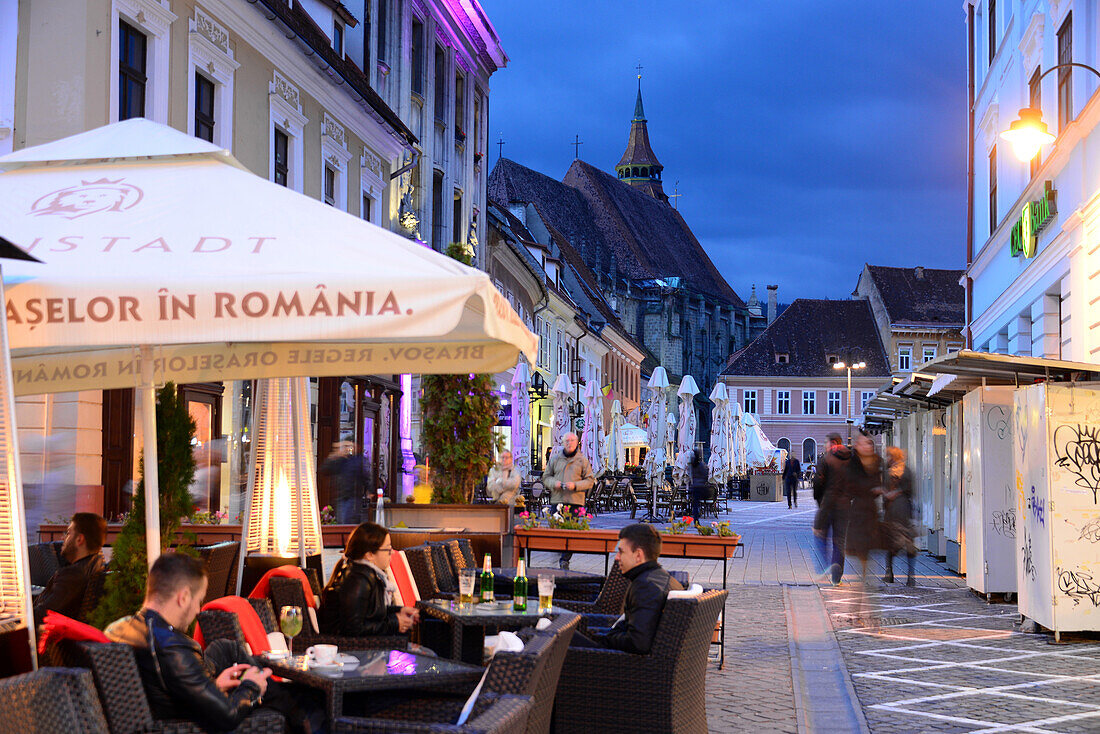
[[537, 574, 555, 612]]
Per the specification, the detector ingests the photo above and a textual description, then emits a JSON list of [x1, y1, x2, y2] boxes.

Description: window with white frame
[[537, 317, 551, 369], [923, 345, 937, 363], [321, 112, 352, 211], [743, 390, 757, 415], [113, 0, 175, 124], [360, 146, 383, 224], [827, 391, 841, 415], [269, 70, 307, 192], [861, 391, 875, 412], [776, 390, 791, 415], [187, 7, 237, 149], [947, 342, 963, 353], [898, 346, 912, 371], [802, 391, 815, 415]]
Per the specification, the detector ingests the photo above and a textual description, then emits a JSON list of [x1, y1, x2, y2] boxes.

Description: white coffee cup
[[306, 644, 338, 666]]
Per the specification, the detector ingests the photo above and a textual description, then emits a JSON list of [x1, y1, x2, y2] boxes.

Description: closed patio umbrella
[[581, 380, 604, 476], [510, 358, 532, 480], [607, 399, 626, 473], [644, 367, 669, 486], [731, 402, 748, 474], [550, 373, 573, 450], [708, 383, 733, 486]]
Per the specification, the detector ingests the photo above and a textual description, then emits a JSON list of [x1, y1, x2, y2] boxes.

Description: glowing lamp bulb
[[1001, 108, 1055, 162]]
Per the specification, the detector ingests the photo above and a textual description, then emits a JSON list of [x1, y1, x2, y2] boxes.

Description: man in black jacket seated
[[34, 512, 107, 624], [106, 553, 318, 732], [571, 523, 679, 653]]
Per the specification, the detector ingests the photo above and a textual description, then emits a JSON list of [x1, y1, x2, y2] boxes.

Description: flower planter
[[513, 526, 744, 563]]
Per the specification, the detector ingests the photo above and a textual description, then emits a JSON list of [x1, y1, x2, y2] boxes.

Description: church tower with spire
[[615, 74, 667, 203]]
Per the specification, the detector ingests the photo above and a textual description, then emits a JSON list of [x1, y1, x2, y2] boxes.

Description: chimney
[[766, 284, 778, 325], [914, 266, 924, 279]]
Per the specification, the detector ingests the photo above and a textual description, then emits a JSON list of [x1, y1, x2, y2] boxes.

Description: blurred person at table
[[320, 521, 419, 636], [320, 435, 371, 524], [782, 451, 802, 509], [487, 449, 522, 507], [34, 512, 107, 625], [812, 433, 852, 586], [569, 524, 682, 653], [882, 446, 917, 586], [541, 432, 595, 569], [106, 553, 320, 733]]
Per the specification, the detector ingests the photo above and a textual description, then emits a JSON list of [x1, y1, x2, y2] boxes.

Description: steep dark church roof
[[723, 299, 890, 377], [861, 265, 965, 327], [489, 158, 739, 305]]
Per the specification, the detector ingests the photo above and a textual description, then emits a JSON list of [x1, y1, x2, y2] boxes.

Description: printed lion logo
[[30, 178, 143, 219]]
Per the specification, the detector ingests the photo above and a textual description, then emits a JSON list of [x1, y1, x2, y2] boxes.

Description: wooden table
[[416, 599, 564, 664], [512, 527, 744, 669], [264, 647, 483, 721]]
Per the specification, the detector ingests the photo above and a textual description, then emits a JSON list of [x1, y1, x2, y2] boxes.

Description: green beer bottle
[[512, 558, 528, 612], [479, 554, 495, 603]]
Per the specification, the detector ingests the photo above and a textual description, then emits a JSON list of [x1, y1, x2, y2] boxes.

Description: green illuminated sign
[[1009, 182, 1056, 258]]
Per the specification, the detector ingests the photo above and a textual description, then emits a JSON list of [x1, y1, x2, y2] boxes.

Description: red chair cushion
[[391, 551, 419, 606], [248, 566, 315, 608], [194, 596, 271, 654], [38, 610, 109, 654]]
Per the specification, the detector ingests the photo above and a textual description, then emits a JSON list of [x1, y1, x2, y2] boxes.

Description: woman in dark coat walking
[[845, 432, 884, 587], [882, 446, 917, 586], [782, 453, 802, 508]]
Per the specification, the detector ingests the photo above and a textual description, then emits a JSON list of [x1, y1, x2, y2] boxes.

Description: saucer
[[336, 653, 359, 665], [306, 659, 342, 670], [263, 650, 289, 660]]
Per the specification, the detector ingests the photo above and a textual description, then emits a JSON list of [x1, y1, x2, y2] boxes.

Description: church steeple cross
[[571, 134, 583, 159]]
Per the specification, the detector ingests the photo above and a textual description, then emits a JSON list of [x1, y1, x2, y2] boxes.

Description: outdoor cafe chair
[[2, 666, 110, 734], [268, 576, 407, 653], [333, 695, 532, 734], [196, 541, 241, 605], [335, 612, 578, 734], [554, 561, 628, 617], [27, 540, 62, 587], [58, 640, 287, 734], [552, 589, 727, 734]]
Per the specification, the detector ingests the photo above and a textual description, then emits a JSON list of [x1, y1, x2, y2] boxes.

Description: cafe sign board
[[1009, 182, 1056, 259]]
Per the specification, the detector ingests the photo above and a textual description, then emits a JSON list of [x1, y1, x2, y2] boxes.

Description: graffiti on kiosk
[[986, 406, 1009, 440], [1021, 529, 1036, 581], [1057, 569, 1100, 607], [990, 508, 1016, 539], [1073, 517, 1100, 544], [1053, 424, 1100, 504], [1027, 485, 1045, 526]]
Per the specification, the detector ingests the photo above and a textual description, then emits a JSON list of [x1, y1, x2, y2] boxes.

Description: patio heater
[[0, 237, 41, 674], [234, 377, 324, 595]]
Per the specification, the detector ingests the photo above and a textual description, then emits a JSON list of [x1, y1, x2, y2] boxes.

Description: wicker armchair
[[454, 538, 477, 568], [335, 612, 578, 734], [1, 666, 110, 734], [404, 545, 447, 599], [59, 640, 286, 733], [554, 561, 627, 616], [552, 589, 728, 734], [333, 695, 532, 734], [196, 542, 240, 605], [268, 576, 406, 653], [27, 541, 62, 586]]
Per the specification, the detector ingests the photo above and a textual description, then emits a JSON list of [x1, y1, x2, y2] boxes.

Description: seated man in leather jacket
[[320, 521, 418, 637], [106, 553, 315, 732], [34, 512, 107, 624], [572, 523, 680, 654]]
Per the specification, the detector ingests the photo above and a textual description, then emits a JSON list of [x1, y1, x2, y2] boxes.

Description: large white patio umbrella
[[510, 358, 532, 479], [743, 411, 780, 467], [580, 380, 604, 476], [643, 367, 669, 486], [607, 399, 626, 473], [550, 373, 573, 450], [731, 402, 748, 474], [677, 375, 699, 457], [0, 119, 537, 565], [708, 383, 733, 485]]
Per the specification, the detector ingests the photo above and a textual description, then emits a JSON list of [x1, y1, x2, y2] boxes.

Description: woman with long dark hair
[[320, 522, 419, 636]]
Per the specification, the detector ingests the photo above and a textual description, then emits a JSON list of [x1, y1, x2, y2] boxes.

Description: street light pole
[[833, 360, 866, 443]]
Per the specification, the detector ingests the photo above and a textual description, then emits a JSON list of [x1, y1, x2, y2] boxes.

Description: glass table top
[[269, 648, 477, 679], [419, 598, 564, 619]]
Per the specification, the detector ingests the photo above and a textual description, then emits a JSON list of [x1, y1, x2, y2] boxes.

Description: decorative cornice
[[1018, 12, 1044, 74], [271, 69, 301, 111], [1049, 0, 1072, 28], [361, 146, 382, 175], [978, 101, 1000, 154], [322, 111, 347, 149], [194, 6, 229, 53]]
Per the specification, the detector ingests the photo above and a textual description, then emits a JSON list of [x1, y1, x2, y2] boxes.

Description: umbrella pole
[[139, 345, 161, 568], [0, 267, 37, 669]]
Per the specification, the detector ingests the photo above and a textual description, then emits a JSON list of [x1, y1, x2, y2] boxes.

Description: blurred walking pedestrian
[[882, 446, 917, 586], [812, 434, 851, 585], [689, 449, 708, 521], [320, 436, 370, 524], [782, 452, 802, 508], [846, 431, 885, 629]]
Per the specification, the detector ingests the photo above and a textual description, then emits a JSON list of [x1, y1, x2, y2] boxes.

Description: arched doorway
[[802, 437, 817, 464], [777, 437, 791, 454]]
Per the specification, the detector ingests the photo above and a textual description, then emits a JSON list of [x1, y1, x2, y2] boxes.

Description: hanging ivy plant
[[419, 244, 503, 504]]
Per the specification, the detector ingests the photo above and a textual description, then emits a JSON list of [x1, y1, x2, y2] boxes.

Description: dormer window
[[333, 22, 344, 56], [827, 354, 839, 365], [776, 353, 789, 364]]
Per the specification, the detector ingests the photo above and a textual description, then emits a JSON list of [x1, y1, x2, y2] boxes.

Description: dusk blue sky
[[479, 1, 968, 302]]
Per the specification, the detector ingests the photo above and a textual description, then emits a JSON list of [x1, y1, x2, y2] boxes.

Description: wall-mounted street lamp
[[1001, 63, 1100, 162], [833, 360, 866, 442]]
